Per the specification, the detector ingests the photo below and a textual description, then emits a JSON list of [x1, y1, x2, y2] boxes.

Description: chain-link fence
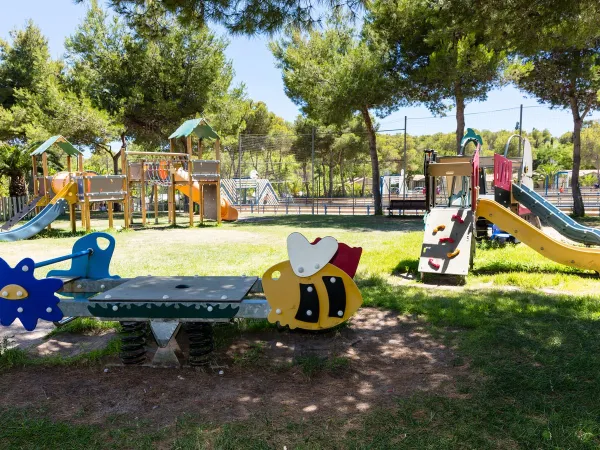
[[220, 130, 405, 215]]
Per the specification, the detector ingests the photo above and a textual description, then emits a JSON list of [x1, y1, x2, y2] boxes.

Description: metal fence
[[223, 131, 392, 209]]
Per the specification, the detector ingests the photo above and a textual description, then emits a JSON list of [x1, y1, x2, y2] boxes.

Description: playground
[[0, 213, 599, 448]]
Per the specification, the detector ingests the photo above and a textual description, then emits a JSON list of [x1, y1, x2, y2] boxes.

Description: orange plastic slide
[[174, 168, 238, 221], [221, 197, 238, 221]]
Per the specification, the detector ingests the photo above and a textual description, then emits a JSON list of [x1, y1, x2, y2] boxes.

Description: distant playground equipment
[[0, 136, 127, 242], [418, 128, 600, 280], [382, 171, 427, 214], [0, 231, 362, 367], [124, 118, 238, 226], [221, 175, 279, 207], [0, 121, 239, 241]]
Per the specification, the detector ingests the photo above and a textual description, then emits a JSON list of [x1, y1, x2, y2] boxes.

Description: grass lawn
[[0, 214, 599, 448]]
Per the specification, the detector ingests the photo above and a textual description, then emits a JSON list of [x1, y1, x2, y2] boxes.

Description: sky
[[1, 0, 598, 137]]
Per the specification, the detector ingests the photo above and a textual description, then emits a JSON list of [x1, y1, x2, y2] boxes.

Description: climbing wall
[[418, 208, 474, 276]]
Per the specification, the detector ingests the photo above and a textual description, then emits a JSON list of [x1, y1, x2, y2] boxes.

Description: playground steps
[[0, 195, 43, 231]]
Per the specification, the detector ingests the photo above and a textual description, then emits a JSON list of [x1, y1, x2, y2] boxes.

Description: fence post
[[324, 204, 327, 215], [238, 133, 242, 206], [311, 127, 316, 214], [367, 205, 371, 216]]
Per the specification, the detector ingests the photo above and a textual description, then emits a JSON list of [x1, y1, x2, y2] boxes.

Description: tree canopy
[[271, 21, 411, 214], [366, 0, 506, 153], [78, 0, 365, 35], [66, 1, 235, 149]]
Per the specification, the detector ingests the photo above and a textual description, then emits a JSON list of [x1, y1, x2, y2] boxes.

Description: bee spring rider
[[0, 232, 362, 367]]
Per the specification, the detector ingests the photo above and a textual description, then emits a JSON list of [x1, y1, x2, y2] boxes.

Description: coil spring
[[119, 321, 147, 365], [186, 322, 214, 367]]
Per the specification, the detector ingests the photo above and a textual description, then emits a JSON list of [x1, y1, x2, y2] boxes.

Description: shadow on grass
[[31, 229, 89, 240], [392, 258, 420, 277], [472, 261, 597, 277], [352, 274, 600, 447], [2, 275, 600, 448], [233, 214, 424, 232]]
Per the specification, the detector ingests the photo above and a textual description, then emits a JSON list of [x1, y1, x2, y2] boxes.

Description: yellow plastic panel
[[262, 261, 362, 331], [50, 181, 78, 205], [0, 284, 29, 300]]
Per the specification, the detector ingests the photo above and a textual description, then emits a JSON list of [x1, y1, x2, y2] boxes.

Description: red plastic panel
[[494, 153, 513, 191], [471, 146, 480, 210], [312, 238, 362, 278]]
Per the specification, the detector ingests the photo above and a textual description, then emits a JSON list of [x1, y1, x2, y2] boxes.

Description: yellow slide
[[477, 198, 600, 273], [50, 180, 78, 205], [174, 169, 238, 221]]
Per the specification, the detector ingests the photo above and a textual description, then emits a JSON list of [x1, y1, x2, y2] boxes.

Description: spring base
[[186, 322, 214, 367], [119, 321, 148, 365]]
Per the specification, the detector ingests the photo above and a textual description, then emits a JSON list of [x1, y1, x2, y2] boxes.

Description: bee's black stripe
[[323, 276, 346, 318], [295, 283, 319, 323]]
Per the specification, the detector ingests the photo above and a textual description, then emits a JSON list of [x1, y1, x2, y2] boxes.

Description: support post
[[189, 160, 194, 227], [518, 104, 523, 156], [169, 139, 175, 225], [108, 201, 113, 229], [42, 153, 50, 230], [200, 184, 205, 224], [238, 134, 242, 206], [154, 184, 159, 224], [141, 159, 146, 226], [215, 138, 221, 161], [121, 147, 129, 230], [311, 127, 315, 214], [403, 116, 407, 200], [70, 203, 76, 233], [186, 136, 192, 158], [32, 156, 39, 214], [85, 194, 91, 233], [170, 172, 176, 226], [198, 139, 203, 160], [216, 161, 222, 224]]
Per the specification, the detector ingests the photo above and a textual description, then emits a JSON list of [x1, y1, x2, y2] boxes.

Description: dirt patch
[[31, 331, 117, 358], [0, 308, 469, 427]]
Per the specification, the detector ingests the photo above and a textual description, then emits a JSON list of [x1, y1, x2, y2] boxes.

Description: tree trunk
[[328, 156, 334, 198], [455, 83, 465, 154], [112, 153, 120, 175], [361, 106, 382, 215], [340, 153, 345, 197], [571, 116, 585, 217], [9, 173, 27, 197]]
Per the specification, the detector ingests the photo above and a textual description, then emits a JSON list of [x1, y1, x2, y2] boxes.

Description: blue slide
[[0, 200, 68, 242], [512, 183, 600, 246]]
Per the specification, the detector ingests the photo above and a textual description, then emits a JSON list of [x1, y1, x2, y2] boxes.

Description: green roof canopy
[[169, 119, 220, 140], [30, 135, 82, 157]]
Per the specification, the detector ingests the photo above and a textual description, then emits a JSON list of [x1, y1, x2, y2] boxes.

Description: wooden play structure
[[0, 136, 127, 242], [0, 121, 238, 241], [123, 118, 238, 227]]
